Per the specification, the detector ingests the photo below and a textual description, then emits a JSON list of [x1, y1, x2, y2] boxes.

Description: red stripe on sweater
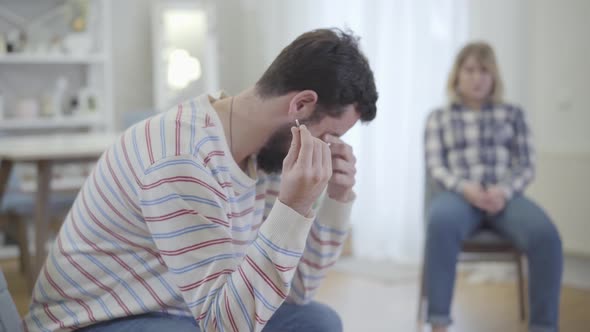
[[43, 303, 68, 330], [92, 172, 135, 228], [70, 213, 170, 310], [144, 208, 199, 222], [227, 207, 255, 219], [43, 256, 96, 322], [80, 191, 163, 262], [56, 234, 131, 315], [244, 256, 287, 299], [255, 313, 268, 324], [237, 266, 255, 299], [141, 176, 227, 201], [105, 152, 141, 213], [309, 227, 342, 246], [120, 135, 142, 185], [224, 290, 239, 332], [203, 151, 225, 166], [299, 257, 336, 270], [43, 261, 96, 323], [179, 269, 234, 292], [146, 118, 155, 164], [159, 237, 232, 256]]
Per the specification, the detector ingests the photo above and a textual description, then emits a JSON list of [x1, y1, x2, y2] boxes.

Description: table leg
[[34, 160, 51, 279], [0, 160, 14, 205]]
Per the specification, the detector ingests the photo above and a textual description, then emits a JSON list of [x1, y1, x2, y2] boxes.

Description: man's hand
[[323, 135, 356, 203], [278, 125, 332, 217]]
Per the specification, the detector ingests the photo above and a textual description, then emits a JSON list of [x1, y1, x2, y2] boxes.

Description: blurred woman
[[424, 42, 562, 332]]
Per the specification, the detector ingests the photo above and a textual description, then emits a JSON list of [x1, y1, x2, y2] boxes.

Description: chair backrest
[[0, 269, 22, 332]]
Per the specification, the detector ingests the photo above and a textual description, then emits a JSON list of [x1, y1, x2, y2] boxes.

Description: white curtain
[[236, 0, 469, 262]]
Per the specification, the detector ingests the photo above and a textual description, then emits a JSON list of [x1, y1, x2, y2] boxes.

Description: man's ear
[[287, 90, 318, 121]]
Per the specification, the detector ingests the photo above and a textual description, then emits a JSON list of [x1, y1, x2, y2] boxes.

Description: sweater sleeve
[[139, 155, 313, 331], [286, 194, 353, 304], [260, 176, 353, 304]]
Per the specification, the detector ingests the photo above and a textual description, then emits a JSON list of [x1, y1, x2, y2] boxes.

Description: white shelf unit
[[0, 53, 106, 64], [0, 0, 114, 133], [0, 114, 100, 131], [0, 0, 113, 193]]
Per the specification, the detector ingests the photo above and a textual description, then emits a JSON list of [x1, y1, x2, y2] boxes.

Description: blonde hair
[[446, 41, 504, 104]]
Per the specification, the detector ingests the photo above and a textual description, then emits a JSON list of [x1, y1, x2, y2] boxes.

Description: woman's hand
[[484, 186, 507, 215], [463, 182, 490, 211], [463, 182, 506, 215]]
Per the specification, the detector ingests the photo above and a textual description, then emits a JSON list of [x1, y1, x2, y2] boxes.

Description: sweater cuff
[[258, 200, 314, 252], [316, 194, 355, 231]]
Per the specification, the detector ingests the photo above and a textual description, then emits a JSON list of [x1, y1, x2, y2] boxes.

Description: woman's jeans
[[426, 191, 562, 332]]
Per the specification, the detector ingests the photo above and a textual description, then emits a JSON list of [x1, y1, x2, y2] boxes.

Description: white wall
[[111, 0, 153, 129], [527, 154, 590, 255], [108, 0, 590, 254], [107, 0, 260, 127], [468, 0, 530, 107], [528, 0, 590, 154], [526, 0, 590, 255], [469, 0, 590, 255], [214, 0, 253, 94]]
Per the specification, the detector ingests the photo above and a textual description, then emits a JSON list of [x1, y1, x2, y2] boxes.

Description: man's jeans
[[78, 301, 342, 332]]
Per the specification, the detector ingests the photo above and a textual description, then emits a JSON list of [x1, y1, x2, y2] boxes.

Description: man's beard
[[256, 123, 293, 174]]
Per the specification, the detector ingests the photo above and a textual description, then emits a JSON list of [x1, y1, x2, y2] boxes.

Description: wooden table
[[0, 132, 118, 280]]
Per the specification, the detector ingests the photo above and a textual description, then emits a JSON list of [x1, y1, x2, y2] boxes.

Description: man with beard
[[25, 28, 378, 332]]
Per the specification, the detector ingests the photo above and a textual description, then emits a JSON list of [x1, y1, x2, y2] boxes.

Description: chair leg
[[14, 214, 33, 290], [1, 212, 33, 291], [417, 253, 427, 323], [516, 253, 527, 322], [17, 224, 26, 273]]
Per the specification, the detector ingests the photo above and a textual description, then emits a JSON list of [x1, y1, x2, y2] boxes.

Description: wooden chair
[[0, 160, 75, 290], [417, 173, 527, 323], [0, 213, 30, 282]]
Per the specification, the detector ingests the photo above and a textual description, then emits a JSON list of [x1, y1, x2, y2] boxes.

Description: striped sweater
[[24, 93, 352, 332]]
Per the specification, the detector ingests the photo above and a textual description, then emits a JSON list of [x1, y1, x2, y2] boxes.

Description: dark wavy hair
[[256, 28, 378, 122]]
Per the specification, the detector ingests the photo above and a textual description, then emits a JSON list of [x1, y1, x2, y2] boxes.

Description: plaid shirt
[[425, 102, 535, 199]]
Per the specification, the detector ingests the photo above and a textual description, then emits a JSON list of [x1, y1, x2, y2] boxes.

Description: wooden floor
[[3, 258, 589, 331], [315, 270, 590, 332]]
